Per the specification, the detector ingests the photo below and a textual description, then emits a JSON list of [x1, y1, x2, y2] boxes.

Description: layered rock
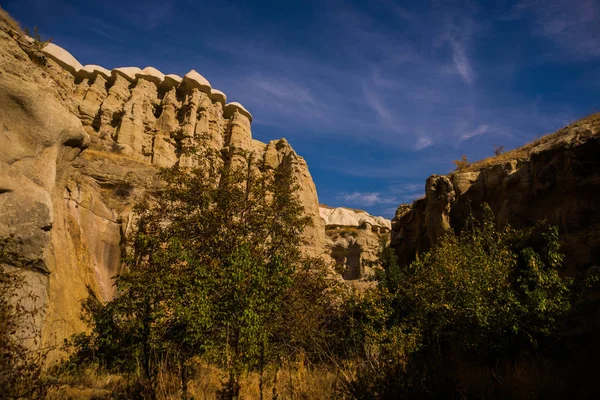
[[391, 113, 600, 270], [0, 19, 325, 354], [321, 206, 390, 280]]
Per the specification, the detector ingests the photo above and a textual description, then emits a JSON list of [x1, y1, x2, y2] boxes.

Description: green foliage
[[375, 239, 402, 293], [344, 204, 573, 398], [66, 146, 337, 399]]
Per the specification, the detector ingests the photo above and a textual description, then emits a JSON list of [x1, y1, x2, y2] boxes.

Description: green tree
[[67, 145, 325, 399]]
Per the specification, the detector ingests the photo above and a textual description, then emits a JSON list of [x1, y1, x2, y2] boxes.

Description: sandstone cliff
[[320, 205, 390, 280], [0, 17, 325, 353], [391, 113, 600, 270]]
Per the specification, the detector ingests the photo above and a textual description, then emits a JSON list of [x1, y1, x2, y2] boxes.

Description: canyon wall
[[320, 206, 390, 281], [391, 113, 600, 270], [0, 18, 325, 352]]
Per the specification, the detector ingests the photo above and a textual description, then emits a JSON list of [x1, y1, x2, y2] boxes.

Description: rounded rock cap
[[164, 74, 182, 85], [224, 102, 253, 123], [136, 66, 165, 85], [112, 67, 142, 82], [182, 70, 212, 93], [161, 74, 182, 89], [77, 64, 111, 80], [209, 88, 227, 104], [41, 43, 83, 75]]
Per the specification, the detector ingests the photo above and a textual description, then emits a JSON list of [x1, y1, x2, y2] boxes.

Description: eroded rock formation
[[320, 206, 390, 280], [0, 19, 324, 353], [391, 113, 600, 270]]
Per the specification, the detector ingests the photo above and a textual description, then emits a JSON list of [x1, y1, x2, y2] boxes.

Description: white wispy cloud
[[415, 135, 433, 150], [363, 86, 394, 126], [248, 77, 316, 105], [511, 0, 600, 59], [449, 39, 474, 84], [84, 18, 128, 41], [460, 124, 492, 141], [337, 192, 397, 207]]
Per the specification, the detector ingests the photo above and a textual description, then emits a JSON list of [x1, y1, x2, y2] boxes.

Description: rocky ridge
[[391, 113, 600, 269], [320, 206, 390, 280], [0, 18, 325, 354]]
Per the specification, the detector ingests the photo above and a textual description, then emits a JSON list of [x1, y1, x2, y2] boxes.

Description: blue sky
[[5, 0, 600, 218]]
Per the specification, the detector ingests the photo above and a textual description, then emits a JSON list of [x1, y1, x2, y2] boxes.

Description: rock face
[[321, 206, 390, 280], [0, 18, 324, 354], [320, 205, 391, 230], [391, 113, 600, 270]]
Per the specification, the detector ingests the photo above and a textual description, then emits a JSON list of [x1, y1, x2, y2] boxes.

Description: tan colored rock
[[391, 113, 600, 271], [96, 74, 131, 137], [78, 74, 109, 126], [0, 16, 329, 360], [320, 206, 391, 230], [136, 66, 165, 85], [210, 88, 227, 104], [112, 67, 141, 82], [41, 42, 82, 75], [164, 73, 182, 84], [321, 206, 389, 280], [162, 74, 182, 89], [116, 79, 159, 159], [183, 69, 211, 93], [224, 101, 253, 123], [425, 174, 455, 245], [77, 64, 111, 80]]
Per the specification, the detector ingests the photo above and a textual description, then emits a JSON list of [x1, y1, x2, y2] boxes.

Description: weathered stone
[[0, 17, 328, 361], [321, 206, 390, 281], [41, 43, 82, 75], [391, 114, 600, 271], [224, 101, 253, 123]]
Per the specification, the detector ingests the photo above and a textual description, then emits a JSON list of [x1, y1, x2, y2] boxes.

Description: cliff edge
[[391, 113, 600, 269], [0, 13, 325, 354]]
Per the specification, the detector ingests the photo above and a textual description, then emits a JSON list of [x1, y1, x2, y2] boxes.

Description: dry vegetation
[[453, 112, 600, 174], [0, 6, 22, 34], [47, 361, 341, 399]]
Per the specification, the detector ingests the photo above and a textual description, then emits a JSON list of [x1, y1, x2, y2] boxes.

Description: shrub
[[344, 205, 573, 398], [452, 155, 470, 171]]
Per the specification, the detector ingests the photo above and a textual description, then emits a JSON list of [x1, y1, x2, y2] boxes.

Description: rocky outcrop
[[391, 113, 600, 270], [321, 206, 390, 280], [0, 18, 325, 355], [320, 205, 391, 231]]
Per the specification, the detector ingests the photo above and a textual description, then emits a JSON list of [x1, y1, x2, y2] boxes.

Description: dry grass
[[0, 6, 23, 34], [454, 112, 600, 174], [47, 359, 343, 400], [46, 368, 126, 400]]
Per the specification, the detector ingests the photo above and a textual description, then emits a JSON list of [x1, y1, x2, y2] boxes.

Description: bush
[[344, 205, 573, 398], [452, 155, 470, 171]]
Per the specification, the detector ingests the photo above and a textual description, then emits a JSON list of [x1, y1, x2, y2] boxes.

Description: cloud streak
[[337, 192, 397, 207]]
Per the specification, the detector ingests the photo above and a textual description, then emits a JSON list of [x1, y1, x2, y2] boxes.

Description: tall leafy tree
[[68, 144, 326, 399]]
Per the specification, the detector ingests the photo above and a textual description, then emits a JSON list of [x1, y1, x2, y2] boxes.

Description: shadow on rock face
[[0, 73, 88, 343]]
